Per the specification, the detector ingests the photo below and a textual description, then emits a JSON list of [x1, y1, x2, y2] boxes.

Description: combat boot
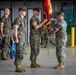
[[34, 60, 41, 67], [30, 60, 39, 68], [54, 62, 65, 69], [15, 65, 24, 72], [21, 67, 27, 72], [2, 52, 10, 60]]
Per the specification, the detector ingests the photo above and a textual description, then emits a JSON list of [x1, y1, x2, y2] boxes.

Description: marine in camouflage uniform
[[0, 8, 11, 60], [30, 16, 40, 61], [30, 8, 47, 68], [49, 12, 67, 69], [13, 7, 27, 72], [55, 19, 67, 63]]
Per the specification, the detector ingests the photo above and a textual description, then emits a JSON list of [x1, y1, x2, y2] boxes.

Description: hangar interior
[[0, 0, 76, 75]]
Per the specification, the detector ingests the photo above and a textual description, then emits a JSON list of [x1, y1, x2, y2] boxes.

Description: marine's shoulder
[[62, 19, 66, 22], [30, 16, 36, 20], [1, 15, 5, 21], [60, 20, 66, 24], [14, 16, 20, 22]]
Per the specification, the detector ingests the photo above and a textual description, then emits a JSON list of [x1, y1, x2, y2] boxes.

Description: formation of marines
[[0, 7, 67, 72]]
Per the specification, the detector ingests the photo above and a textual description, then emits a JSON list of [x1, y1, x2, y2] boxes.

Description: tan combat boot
[[54, 62, 65, 69], [2, 52, 10, 60], [30, 60, 39, 68], [34, 60, 41, 67], [15, 65, 26, 72], [21, 67, 27, 72]]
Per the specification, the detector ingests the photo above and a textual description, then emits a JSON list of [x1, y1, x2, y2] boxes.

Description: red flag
[[44, 0, 52, 25], [43, 0, 52, 57]]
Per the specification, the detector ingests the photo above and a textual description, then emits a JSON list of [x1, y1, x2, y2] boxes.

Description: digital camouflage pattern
[[55, 19, 67, 63], [13, 16, 26, 65], [1, 15, 11, 54], [30, 16, 41, 61]]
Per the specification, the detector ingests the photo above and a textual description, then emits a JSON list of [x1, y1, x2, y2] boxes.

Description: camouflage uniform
[[13, 16, 26, 65], [55, 19, 67, 63], [0, 15, 11, 56], [30, 15, 41, 61]]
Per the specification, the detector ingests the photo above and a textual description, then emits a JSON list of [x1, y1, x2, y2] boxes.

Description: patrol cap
[[18, 6, 26, 11], [33, 7, 40, 12], [56, 12, 64, 16]]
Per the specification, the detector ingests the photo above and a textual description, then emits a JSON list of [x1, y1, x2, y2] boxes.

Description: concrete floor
[[0, 45, 76, 75]]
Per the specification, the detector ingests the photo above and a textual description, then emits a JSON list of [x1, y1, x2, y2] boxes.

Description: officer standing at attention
[[49, 12, 67, 69], [0, 8, 11, 60], [30, 7, 47, 68], [13, 7, 27, 72]]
